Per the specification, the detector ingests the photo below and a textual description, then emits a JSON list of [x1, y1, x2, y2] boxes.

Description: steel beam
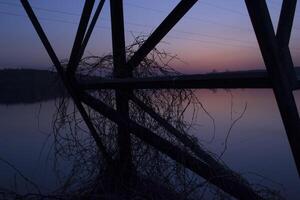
[[21, 0, 112, 165], [67, 0, 95, 76], [79, 71, 273, 90], [245, 0, 300, 175], [110, 0, 133, 182], [276, 0, 298, 86], [80, 92, 264, 200], [127, 0, 197, 70], [21, 0, 300, 196], [73, 0, 106, 71]]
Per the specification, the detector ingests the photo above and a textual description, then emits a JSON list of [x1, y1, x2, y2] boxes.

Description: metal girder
[[21, 0, 300, 197], [67, 0, 95, 75], [73, 0, 106, 72], [277, 0, 297, 47], [21, 0, 112, 165], [79, 92, 264, 200], [276, 0, 298, 86], [110, 0, 133, 182], [80, 71, 273, 90], [126, 0, 198, 70], [245, 0, 300, 175]]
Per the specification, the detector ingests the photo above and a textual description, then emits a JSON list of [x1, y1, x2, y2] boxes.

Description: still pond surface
[[0, 89, 300, 199]]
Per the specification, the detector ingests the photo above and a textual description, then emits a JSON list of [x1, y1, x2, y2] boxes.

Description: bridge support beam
[[110, 0, 133, 184], [245, 0, 300, 175]]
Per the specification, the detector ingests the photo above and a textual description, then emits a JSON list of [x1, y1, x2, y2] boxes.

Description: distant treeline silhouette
[[0, 69, 67, 104], [1, 67, 299, 105]]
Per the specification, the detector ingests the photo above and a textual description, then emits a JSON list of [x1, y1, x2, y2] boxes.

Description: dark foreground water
[[0, 89, 300, 199]]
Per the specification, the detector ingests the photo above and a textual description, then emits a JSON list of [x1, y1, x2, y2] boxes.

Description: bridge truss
[[21, 0, 300, 199]]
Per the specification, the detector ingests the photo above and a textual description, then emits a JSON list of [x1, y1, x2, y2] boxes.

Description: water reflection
[[0, 90, 299, 199], [0, 101, 65, 192]]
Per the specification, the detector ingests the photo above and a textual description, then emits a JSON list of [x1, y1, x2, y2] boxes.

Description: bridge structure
[[21, 0, 300, 199]]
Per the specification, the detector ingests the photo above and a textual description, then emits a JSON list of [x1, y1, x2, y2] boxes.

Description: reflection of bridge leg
[[245, 0, 300, 176]]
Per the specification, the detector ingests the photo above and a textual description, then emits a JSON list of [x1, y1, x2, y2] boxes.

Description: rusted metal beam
[[21, 0, 112, 165], [245, 0, 300, 175], [80, 71, 274, 90], [80, 92, 264, 200], [127, 0, 197, 70], [276, 0, 298, 86], [110, 0, 133, 181], [67, 0, 95, 76]]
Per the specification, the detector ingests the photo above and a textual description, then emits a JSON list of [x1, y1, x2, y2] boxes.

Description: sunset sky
[[0, 0, 299, 73]]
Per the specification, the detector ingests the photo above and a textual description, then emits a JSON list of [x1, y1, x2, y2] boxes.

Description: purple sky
[[0, 0, 299, 73]]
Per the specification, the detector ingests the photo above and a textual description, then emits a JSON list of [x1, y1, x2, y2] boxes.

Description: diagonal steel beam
[[80, 92, 264, 200], [276, 0, 298, 86], [126, 0, 197, 70], [245, 0, 300, 176], [21, 0, 112, 165], [67, 0, 95, 76], [277, 0, 297, 48], [79, 92, 264, 200], [72, 0, 106, 73], [128, 94, 215, 163]]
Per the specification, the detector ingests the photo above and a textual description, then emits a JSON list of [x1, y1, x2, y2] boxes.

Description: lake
[[0, 89, 300, 199]]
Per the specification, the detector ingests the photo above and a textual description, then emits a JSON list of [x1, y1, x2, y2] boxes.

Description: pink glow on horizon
[[0, 0, 299, 73]]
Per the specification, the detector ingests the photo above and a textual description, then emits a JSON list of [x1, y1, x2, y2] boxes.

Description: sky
[[0, 0, 299, 73]]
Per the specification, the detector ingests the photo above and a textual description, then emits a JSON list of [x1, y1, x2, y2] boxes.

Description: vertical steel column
[[110, 0, 133, 182], [245, 0, 300, 175]]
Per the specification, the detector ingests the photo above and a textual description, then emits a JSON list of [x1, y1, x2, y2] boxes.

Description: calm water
[[0, 89, 300, 199]]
